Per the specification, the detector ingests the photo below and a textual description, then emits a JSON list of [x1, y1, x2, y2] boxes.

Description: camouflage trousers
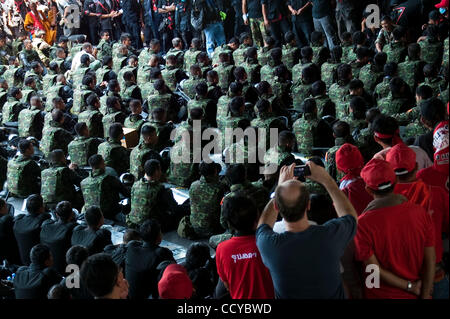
[[209, 231, 233, 250], [249, 18, 268, 48], [177, 215, 224, 241]]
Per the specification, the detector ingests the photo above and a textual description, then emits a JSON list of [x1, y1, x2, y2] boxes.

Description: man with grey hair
[[256, 162, 358, 298]]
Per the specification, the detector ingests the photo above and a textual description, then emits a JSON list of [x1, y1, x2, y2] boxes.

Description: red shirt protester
[[355, 159, 435, 299], [216, 235, 274, 299], [336, 143, 373, 215], [386, 144, 449, 264]]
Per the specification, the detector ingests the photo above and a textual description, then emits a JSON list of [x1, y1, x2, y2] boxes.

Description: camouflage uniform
[[166, 48, 184, 69], [419, 38, 443, 65], [113, 53, 128, 75], [214, 61, 235, 91], [96, 65, 115, 85], [126, 178, 168, 228], [96, 39, 112, 62], [139, 78, 157, 97], [397, 58, 422, 90], [129, 142, 159, 180], [182, 75, 203, 99], [71, 66, 90, 89], [321, 61, 339, 89], [243, 58, 262, 84], [313, 94, 336, 118], [102, 109, 126, 136], [50, 57, 68, 74], [358, 64, 384, 94], [251, 112, 285, 151], [311, 45, 326, 65], [292, 61, 312, 84], [260, 62, 276, 84], [121, 81, 142, 106], [68, 136, 101, 166], [341, 43, 354, 64], [264, 145, 295, 168], [72, 85, 96, 115], [19, 48, 41, 67], [78, 105, 104, 138], [421, 77, 447, 99], [375, 28, 394, 50], [329, 81, 350, 119], [147, 91, 173, 113], [383, 41, 407, 64], [2, 96, 26, 124], [282, 43, 299, 71], [349, 60, 366, 80], [0, 43, 13, 65], [183, 48, 201, 73], [42, 72, 58, 93], [233, 44, 252, 66], [293, 113, 320, 157], [373, 77, 391, 101], [188, 176, 227, 238], [98, 137, 130, 175], [257, 46, 272, 66], [100, 92, 124, 115], [138, 48, 158, 69], [45, 83, 65, 111], [249, 17, 267, 48], [3, 65, 23, 88], [168, 142, 199, 188], [212, 44, 233, 66], [6, 154, 41, 198], [442, 37, 449, 70], [40, 120, 73, 158], [377, 92, 409, 116], [137, 64, 153, 86], [124, 114, 146, 131], [41, 164, 82, 207], [292, 81, 312, 111], [325, 137, 348, 181], [20, 87, 38, 106], [341, 116, 367, 134], [162, 65, 181, 91], [18, 105, 44, 139]]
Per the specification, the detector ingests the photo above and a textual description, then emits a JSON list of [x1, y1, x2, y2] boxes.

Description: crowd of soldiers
[[0, 0, 449, 300]]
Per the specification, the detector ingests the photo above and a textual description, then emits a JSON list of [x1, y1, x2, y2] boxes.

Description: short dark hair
[[233, 67, 247, 81], [18, 139, 33, 154], [255, 99, 271, 113], [337, 64, 352, 81], [372, 114, 399, 145], [420, 97, 446, 125], [24, 76, 35, 86], [195, 81, 208, 96], [9, 86, 21, 98], [407, 43, 421, 59], [349, 79, 364, 91], [85, 206, 103, 228], [300, 46, 313, 60], [185, 243, 211, 270], [144, 159, 161, 177], [88, 154, 103, 169], [384, 62, 398, 77], [416, 84, 433, 100], [222, 194, 258, 234], [303, 98, 317, 114], [80, 54, 90, 65], [284, 31, 295, 43], [82, 75, 94, 86], [332, 121, 351, 138], [199, 161, 220, 177], [311, 80, 326, 96], [154, 79, 165, 91], [80, 253, 119, 298], [52, 109, 64, 122], [275, 182, 309, 222], [226, 164, 246, 185], [109, 123, 123, 139], [106, 96, 119, 109], [189, 107, 204, 120], [311, 31, 324, 45], [75, 122, 87, 136], [66, 245, 89, 266], [26, 194, 43, 215], [108, 79, 120, 91], [86, 93, 98, 106], [102, 55, 113, 66], [349, 96, 366, 119], [30, 244, 51, 267], [229, 96, 245, 115], [139, 219, 161, 243], [55, 201, 73, 222], [229, 81, 243, 95]]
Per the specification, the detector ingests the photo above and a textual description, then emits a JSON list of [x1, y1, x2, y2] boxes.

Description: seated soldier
[[311, 80, 336, 118], [214, 52, 235, 92], [292, 46, 315, 84], [161, 54, 186, 91], [146, 79, 180, 121], [206, 70, 223, 102], [68, 122, 102, 167], [80, 155, 130, 221], [13, 194, 51, 265], [71, 206, 112, 255], [78, 93, 104, 138], [121, 70, 142, 108], [130, 125, 161, 180], [124, 219, 175, 299], [243, 47, 262, 85], [147, 107, 176, 151], [100, 79, 125, 115], [127, 159, 186, 231], [98, 123, 130, 176], [40, 149, 83, 210], [233, 66, 259, 105], [102, 96, 127, 135], [21, 76, 38, 106], [117, 55, 138, 91], [209, 164, 270, 249], [187, 81, 216, 127], [374, 62, 398, 101], [40, 109, 73, 158], [1, 86, 26, 124], [0, 198, 20, 265], [24, 61, 44, 91], [183, 64, 204, 99], [124, 99, 146, 132], [178, 161, 228, 239], [18, 95, 45, 140], [40, 201, 77, 274], [263, 130, 296, 177], [325, 121, 355, 182], [377, 77, 411, 116], [7, 139, 41, 198], [103, 229, 142, 272], [14, 244, 62, 299], [71, 73, 99, 115]]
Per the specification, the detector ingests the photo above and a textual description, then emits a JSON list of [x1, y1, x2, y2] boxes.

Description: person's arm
[[306, 161, 358, 222], [242, 0, 249, 24], [364, 254, 423, 297], [297, 1, 311, 15], [420, 246, 435, 299], [261, 3, 269, 26]]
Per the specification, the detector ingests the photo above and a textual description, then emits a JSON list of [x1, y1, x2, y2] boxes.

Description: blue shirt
[[256, 215, 357, 299]]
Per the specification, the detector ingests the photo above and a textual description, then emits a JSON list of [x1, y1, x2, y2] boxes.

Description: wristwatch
[[406, 281, 413, 291]]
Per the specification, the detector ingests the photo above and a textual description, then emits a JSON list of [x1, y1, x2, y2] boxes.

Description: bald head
[[275, 180, 310, 222]]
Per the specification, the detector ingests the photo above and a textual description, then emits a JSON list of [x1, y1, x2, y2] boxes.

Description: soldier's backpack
[[45, 84, 64, 111], [80, 173, 109, 214], [20, 89, 37, 105], [41, 166, 66, 204], [68, 138, 91, 166], [1, 100, 22, 124], [6, 156, 31, 197], [96, 67, 113, 85], [71, 67, 90, 89], [42, 74, 58, 93], [72, 89, 93, 115], [102, 112, 123, 138], [18, 108, 41, 138], [40, 126, 61, 157]]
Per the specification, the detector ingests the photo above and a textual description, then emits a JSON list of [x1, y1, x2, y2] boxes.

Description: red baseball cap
[[386, 144, 417, 175], [435, 0, 449, 8], [361, 158, 397, 190], [336, 143, 364, 174], [158, 264, 193, 299]]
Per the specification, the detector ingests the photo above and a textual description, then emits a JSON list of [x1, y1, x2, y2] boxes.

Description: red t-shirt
[[216, 235, 274, 299], [417, 166, 449, 193], [394, 181, 449, 263], [354, 201, 435, 299], [341, 177, 373, 216]]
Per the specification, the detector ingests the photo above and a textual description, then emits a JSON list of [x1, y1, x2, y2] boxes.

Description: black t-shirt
[[71, 225, 112, 256], [310, 0, 330, 19], [0, 214, 20, 264], [40, 220, 77, 274], [246, 0, 263, 19], [124, 240, 175, 299], [14, 264, 62, 299], [288, 0, 312, 22], [13, 213, 51, 265], [260, 0, 283, 22]]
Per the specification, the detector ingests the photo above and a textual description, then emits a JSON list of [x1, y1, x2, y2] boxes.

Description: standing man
[[310, 0, 337, 49], [261, 0, 290, 47], [84, 0, 101, 45], [335, 0, 357, 40], [287, 0, 314, 48], [242, 0, 266, 48], [121, 0, 143, 49], [157, 0, 176, 54], [96, 0, 123, 42], [175, 0, 192, 49]]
